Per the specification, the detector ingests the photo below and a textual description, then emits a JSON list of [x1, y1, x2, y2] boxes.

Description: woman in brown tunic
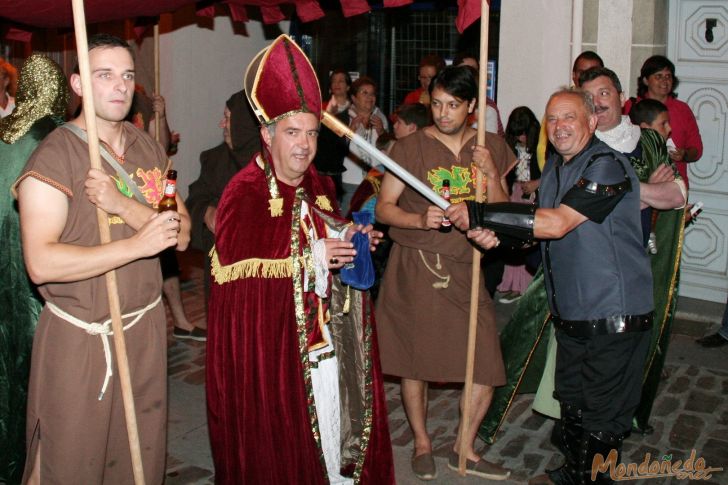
[[377, 129, 511, 385], [376, 66, 513, 481]]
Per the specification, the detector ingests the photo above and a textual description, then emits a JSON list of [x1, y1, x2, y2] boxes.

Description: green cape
[[0, 117, 62, 483]]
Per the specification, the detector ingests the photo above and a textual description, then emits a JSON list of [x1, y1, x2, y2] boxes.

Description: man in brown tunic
[[14, 34, 190, 484], [376, 66, 512, 481]]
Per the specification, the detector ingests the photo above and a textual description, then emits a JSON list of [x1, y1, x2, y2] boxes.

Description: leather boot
[[532, 403, 584, 485], [580, 431, 623, 484], [550, 419, 566, 455]]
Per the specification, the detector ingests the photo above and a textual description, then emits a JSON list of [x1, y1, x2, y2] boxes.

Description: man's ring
[[330, 257, 338, 264]]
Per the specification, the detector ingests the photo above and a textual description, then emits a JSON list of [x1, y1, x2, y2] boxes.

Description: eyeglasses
[[651, 73, 673, 82]]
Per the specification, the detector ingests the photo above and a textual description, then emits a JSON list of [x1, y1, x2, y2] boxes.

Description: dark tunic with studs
[[538, 136, 653, 482]]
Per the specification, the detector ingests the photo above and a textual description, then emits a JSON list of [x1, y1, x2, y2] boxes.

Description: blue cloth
[[340, 211, 375, 290]]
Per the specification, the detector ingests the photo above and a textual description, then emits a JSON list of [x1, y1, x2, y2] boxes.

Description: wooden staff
[[70, 1, 146, 483], [154, 23, 160, 142], [458, 0, 490, 475]]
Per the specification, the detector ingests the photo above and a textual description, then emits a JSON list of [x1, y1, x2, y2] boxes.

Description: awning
[[0, 0, 484, 38]]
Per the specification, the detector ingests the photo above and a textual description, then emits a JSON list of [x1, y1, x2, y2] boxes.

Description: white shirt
[[342, 107, 389, 186]]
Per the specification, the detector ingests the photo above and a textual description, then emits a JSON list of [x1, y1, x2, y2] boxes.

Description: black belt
[[551, 312, 653, 337]]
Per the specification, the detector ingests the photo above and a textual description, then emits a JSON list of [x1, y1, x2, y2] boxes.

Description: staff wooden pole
[[70, 1, 146, 483], [458, 0, 490, 475], [154, 23, 160, 142]]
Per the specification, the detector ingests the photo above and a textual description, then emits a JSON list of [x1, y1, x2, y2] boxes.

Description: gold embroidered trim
[[342, 284, 351, 314], [209, 247, 293, 284], [489, 310, 552, 442], [641, 209, 686, 384], [315, 195, 332, 212], [100, 139, 126, 165], [13, 171, 73, 199], [262, 154, 284, 217], [353, 292, 375, 482], [247, 35, 321, 124], [268, 198, 284, 217], [265, 108, 313, 125], [353, 173, 382, 210], [290, 187, 326, 471], [365, 172, 382, 191]]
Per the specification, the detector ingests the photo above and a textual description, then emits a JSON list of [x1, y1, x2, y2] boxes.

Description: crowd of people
[[0, 28, 713, 485]]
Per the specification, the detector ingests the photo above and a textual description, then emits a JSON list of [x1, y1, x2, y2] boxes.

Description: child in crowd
[[496, 106, 541, 304], [630, 98, 698, 229], [629, 98, 672, 142]]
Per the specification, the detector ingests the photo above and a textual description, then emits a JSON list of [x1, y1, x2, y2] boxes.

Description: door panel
[[669, 0, 728, 302]]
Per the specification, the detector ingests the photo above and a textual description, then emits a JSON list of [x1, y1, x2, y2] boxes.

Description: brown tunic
[[376, 130, 513, 385], [17, 122, 169, 485]]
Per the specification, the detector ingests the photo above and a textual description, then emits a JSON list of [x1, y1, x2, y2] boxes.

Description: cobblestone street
[[163, 257, 728, 484]]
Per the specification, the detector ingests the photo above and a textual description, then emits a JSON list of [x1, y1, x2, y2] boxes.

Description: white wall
[[497, 0, 573, 123], [597, 0, 633, 97], [155, 16, 289, 198]]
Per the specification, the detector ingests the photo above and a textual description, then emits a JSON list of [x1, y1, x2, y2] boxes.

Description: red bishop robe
[[206, 153, 394, 485]]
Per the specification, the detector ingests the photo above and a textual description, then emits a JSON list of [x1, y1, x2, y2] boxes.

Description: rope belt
[[418, 250, 450, 289], [45, 295, 162, 400]]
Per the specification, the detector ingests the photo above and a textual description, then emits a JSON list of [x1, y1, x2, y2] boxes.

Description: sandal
[[447, 450, 511, 480], [411, 452, 437, 481]]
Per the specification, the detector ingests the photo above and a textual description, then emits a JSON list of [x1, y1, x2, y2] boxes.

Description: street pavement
[[164, 256, 728, 484]]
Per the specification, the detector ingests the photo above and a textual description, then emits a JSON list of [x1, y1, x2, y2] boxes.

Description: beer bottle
[[159, 169, 178, 212], [439, 179, 452, 233]]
